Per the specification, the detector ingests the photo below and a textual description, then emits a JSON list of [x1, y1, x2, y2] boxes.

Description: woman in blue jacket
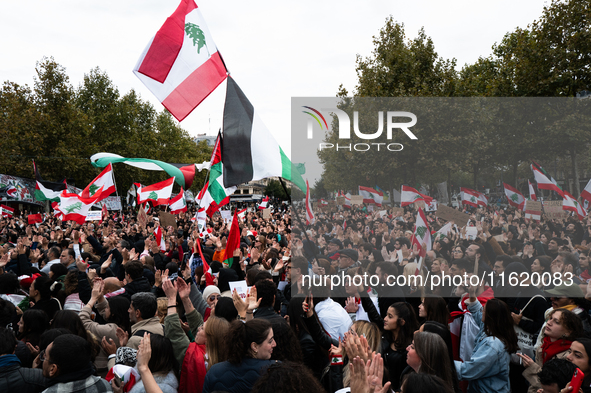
[[455, 284, 519, 393], [203, 319, 278, 393]]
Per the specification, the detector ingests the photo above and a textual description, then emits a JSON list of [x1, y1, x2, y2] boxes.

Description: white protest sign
[[86, 211, 102, 221], [220, 210, 232, 223], [229, 280, 249, 299]]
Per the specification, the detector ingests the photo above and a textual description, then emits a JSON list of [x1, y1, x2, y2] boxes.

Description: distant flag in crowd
[[221, 77, 306, 192], [576, 200, 588, 221], [137, 178, 175, 206], [582, 178, 591, 204], [503, 183, 525, 210], [133, 0, 227, 122], [359, 186, 383, 206], [531, 161, 564, 197], [27, 213, 43, 225], [305, 180, 315, 225], [0, 205, 14, 218], [400, 185, 432, 207], [319, 199, 329, 206], [154, 225, 166, 252], [528, 180, 537, 201], [375, 185, 390, 203], [434, 222, 453, 242], [344, 193, 352, 209], [237, 208, 246, 220], [33, 160, 67, 202], [562, 191, 579, 214], [101, 204, 109, 223], [223, 210, 240, 267], [91, 153, 205, 189], [411, 208, 431, 261], [258, 196, 269, 210], [460, 187, 480, 208], [127, 184, 137, 206], [476, 192, 488, 207], [169, 188, 187, 214], [58, 188, 104, 225], [80, 163, 116, 202]]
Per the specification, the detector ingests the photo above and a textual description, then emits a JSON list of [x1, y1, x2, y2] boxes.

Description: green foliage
[[264, 179, 290, 200], [0, 57, 211, 196]]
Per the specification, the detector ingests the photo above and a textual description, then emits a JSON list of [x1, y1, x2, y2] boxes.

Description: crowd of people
[[0, 197, 591, 393]]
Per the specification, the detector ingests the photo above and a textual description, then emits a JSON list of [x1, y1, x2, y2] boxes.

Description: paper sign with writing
[[543, 201, 566, 219], [137, 208, 148, 229], [525, 200, 542, 221], [85, 211, 102, 221], [220, 210, 232, 223], [159, 211, 177, 231], [336, 197, 345, 205], [351, 195, 364, 205], [262, 208, 271, 219], [229, 280, 249, 299], [436, 204, 470, 227]]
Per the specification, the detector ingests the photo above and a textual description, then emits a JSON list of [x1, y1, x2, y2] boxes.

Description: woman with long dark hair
[[29, 275, 62, 319], [405, 332, 457, 391], [418, 295, 450, 326], [419, 321, 461, 392], [202, 319, 277, 393], [455, 284, 518, 393]]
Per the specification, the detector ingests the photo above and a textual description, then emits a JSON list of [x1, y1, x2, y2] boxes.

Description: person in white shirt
[[315, 297, 352, 340], [40, 246, 61, 274]]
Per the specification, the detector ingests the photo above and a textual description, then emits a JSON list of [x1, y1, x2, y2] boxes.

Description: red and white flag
[[81, 163, 116, 202], [401, 185, 432, 207], [0, 205, 14, 218], [137, 178, 175, 206], [460, 187, 480, 208], [581, 178, 591, 204], [58, 188, 104, 225], [319, 199, 328, 206], [359, 186, 383, 206], [134, 0, 228, 122], [237, 208, 246, 220], [344, 193, 352, 209], [154, 225, 166, 252], [528, 180, 537, 201], [411, 208, 431, 259], [305, 180, 315, 225], [477, 192, 488, 207], [531, 161, 564, 197], [169, 188, 187, 214], [503, 183, 525, 210], [258, 196, 269, 210]]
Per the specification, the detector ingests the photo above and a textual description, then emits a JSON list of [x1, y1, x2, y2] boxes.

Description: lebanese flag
[[223, 210, 240, 267], [576, 200, 588, 221], [460, 187, 480, 208], [305, 180, 315, 225], [503, 183, 525, 210], [58, 189, 103, 225], [344, 193, 352, 209], [531, 161, 564, 197], [134, 0, 228, 122], [0, 205, 14, 218], [359, 186, 383, 206], [319, 199, 328, 206], [477, 192, 488, 207], [51, 202, 64, 220], [169, 188, 187, 214], [221, 77, 305, 192], [154, 225, 166, 252], [195, 181, 230, 218], [562, 191, 579, 214], [237, 208, 246, 219], [434, 222, 453, 242], [101, 203, 109, 224], [528, 180, 537, 201], [258, 196, 269, 210], [411, 208, 431, 258], [401, 185, 432, 207], [81, 163, 116, 201], [581, 178, 591, 203], [137, 178, 175, 206]]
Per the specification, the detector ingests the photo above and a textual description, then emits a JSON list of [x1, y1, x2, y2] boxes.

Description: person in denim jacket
[[455, 282, 519, 393]]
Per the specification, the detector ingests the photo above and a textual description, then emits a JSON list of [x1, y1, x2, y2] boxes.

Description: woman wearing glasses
[[202, 285, 221, 322]]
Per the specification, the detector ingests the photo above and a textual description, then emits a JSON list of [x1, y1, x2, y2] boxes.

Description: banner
[[436, 204, 470, 227], [543, 200, 567, 219], [0, 174, 40, 205], [85, 211, 103, 221]]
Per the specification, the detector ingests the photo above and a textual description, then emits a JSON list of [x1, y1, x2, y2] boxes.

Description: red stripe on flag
[[137, 0, 198, 83], [162, 52, 228, 121]]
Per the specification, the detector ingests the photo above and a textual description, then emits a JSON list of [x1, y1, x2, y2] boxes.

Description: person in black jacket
[[0, 327, 47, 393], [121, 261, 151, 300]]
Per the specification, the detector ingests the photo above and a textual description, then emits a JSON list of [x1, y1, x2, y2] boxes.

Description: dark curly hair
[[251, 361, 325, 393]]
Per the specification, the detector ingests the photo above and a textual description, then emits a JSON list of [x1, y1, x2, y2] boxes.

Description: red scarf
[[541, 336, 572, 364]]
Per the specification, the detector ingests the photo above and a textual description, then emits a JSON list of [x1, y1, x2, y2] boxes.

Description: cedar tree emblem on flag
[[65, 202, 82, 214], [185, 23, 207, 54], [415, 226, 427, 239], [149, 191, 158, 200], [89, 184, 100, 196]]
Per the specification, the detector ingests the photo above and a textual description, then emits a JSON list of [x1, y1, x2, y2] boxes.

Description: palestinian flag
[[81, 163, 116, 201], [28, 213, 43, 224], [460, 187, 480, 208], [221, 76, 306, 192], [528, 180, 537, 201], [1, 205, 14, 218], [197, 133, 236, 218], [531, 161, 564, 197], [154, 225, 166, 252], [58, 188, 104, 225], [258, 196, 269, 210], [411, 208, 431, 258], [169, 188, 187, 214], [359, 186, 383, 206], [91, 153, 199, 189], [305, 180, 315, 225], [581, 178, 591, 204], [137, 178, 175, 206], [33, 161, 66, 202], [133, 0, 227, 122], [223, 210, 240, 267], [401, 185, 432, 207], [503, 183, 525, 210]]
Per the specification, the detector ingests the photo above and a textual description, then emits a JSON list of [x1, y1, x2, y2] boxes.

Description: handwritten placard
[[436, 204, 470, 227]]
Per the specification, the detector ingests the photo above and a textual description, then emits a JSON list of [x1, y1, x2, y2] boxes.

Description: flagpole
[[110, 166, 123, 213]]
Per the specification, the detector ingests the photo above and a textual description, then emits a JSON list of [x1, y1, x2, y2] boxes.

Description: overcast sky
[[2, 0, 549, 168]]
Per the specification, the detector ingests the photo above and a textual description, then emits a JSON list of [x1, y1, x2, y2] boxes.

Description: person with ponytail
[[29, 275, 62, 319], [202, 319, 277, 393]]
